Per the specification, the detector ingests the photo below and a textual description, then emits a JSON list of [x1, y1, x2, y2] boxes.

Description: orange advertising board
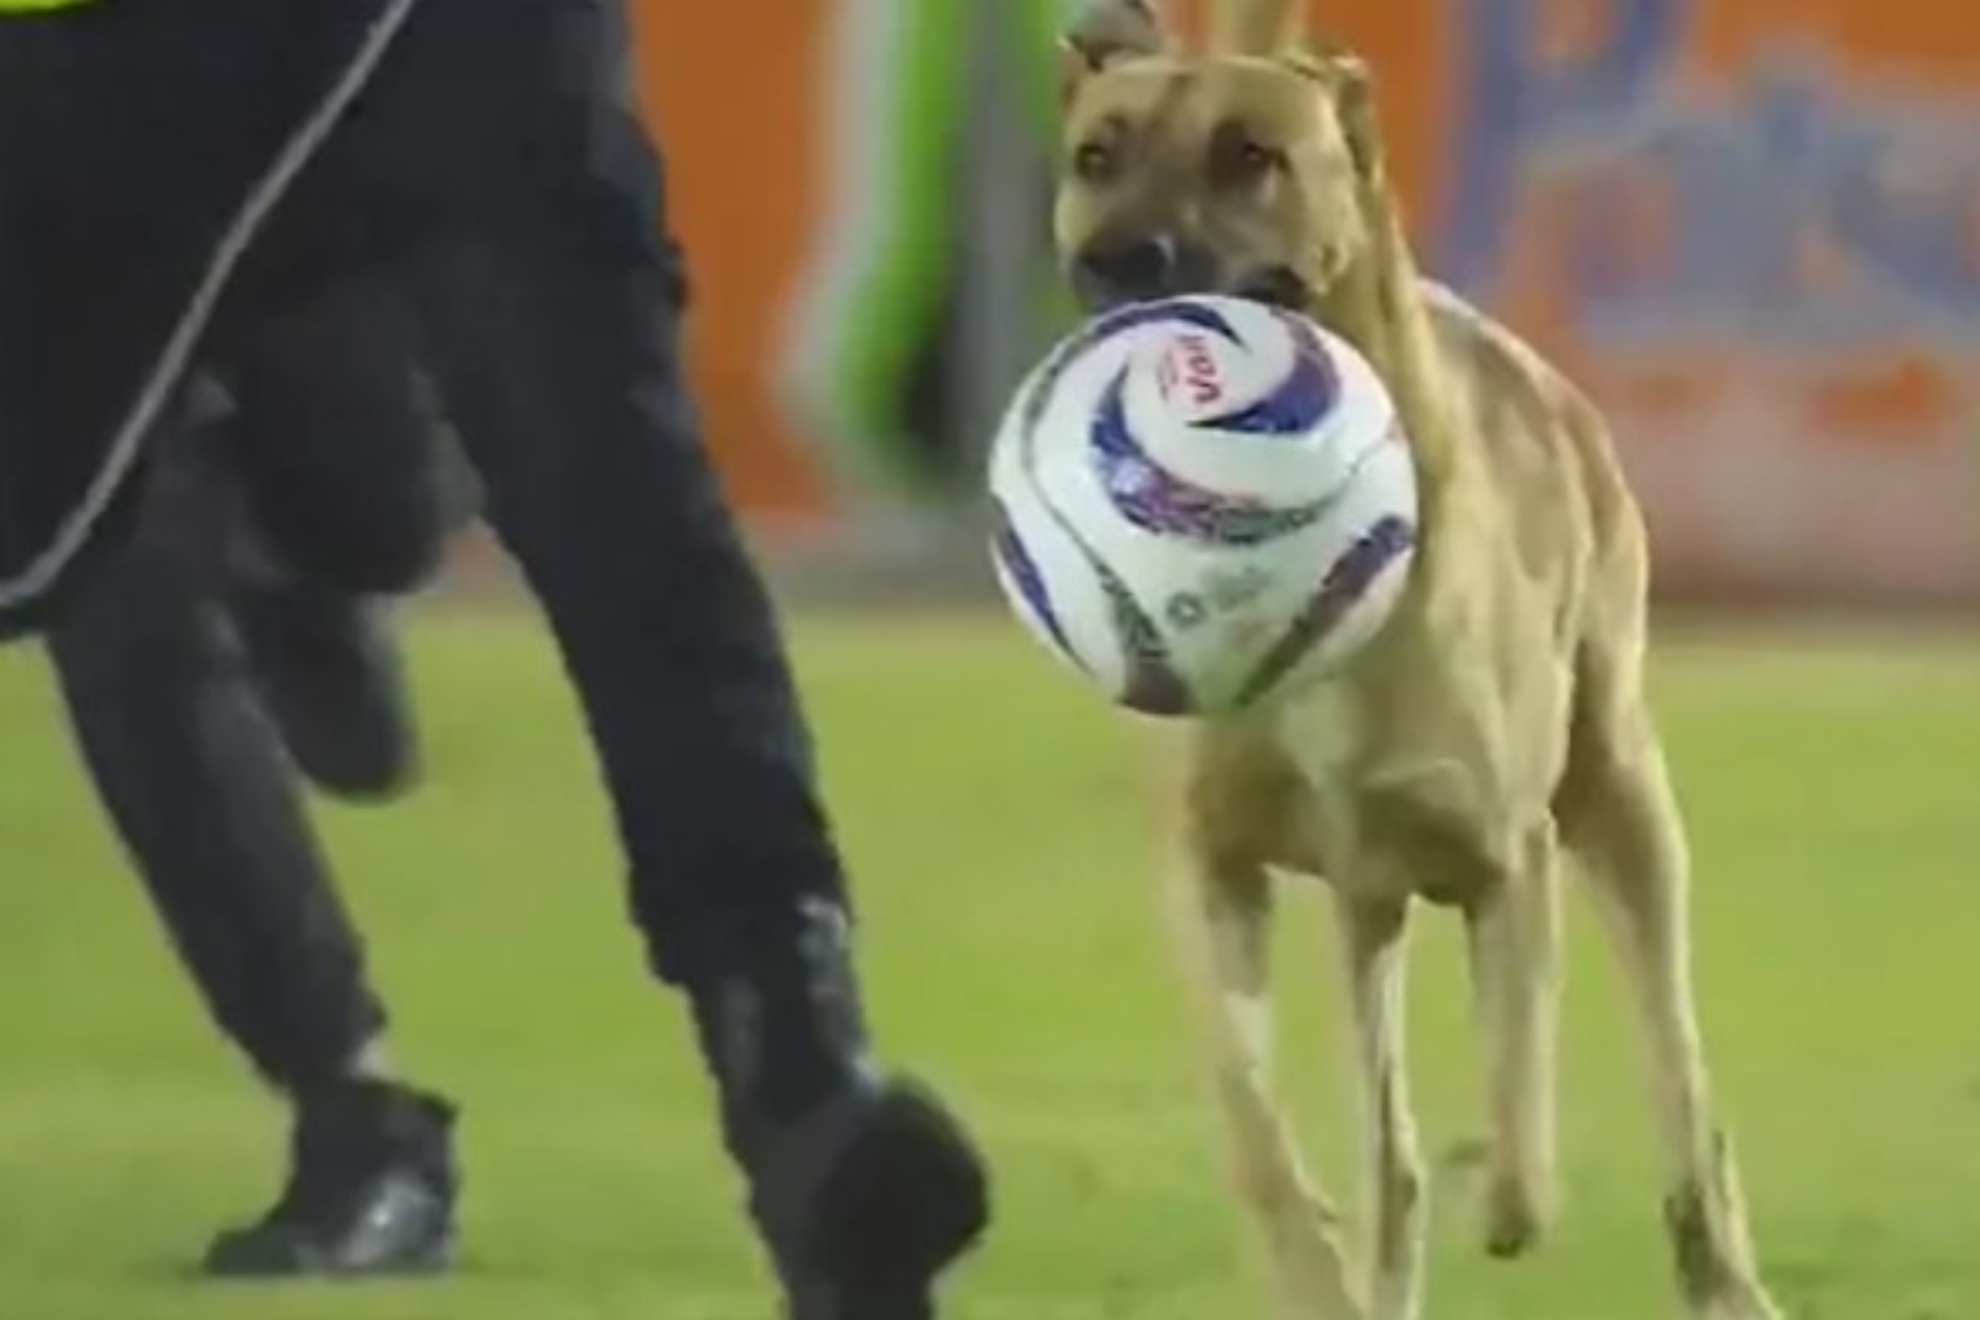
[[628, 4, 835, 527], [1190, 0, 1980, 601], [632, 1, 1980, 601]]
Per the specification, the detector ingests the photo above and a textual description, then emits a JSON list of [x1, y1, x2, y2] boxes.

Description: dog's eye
[[1072, 142, 1119, 182], [1209, 126, 1289, 187], [1236, 140, 1286, 173]]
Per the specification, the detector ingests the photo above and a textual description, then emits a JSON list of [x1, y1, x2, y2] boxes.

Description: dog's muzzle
[[1071, 236, 1314, 316], [1233, 265, 1314, 312], [1071, 233, 1221, 310]]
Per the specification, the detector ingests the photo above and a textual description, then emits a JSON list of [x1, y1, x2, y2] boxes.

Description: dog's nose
[[1074, 235, 1181, 303]]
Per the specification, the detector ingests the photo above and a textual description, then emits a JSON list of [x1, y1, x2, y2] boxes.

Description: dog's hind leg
[[1461, 824, 1564, 1260], [1168, 849, 1367, 1320], [1556, 637, 1784, 1320], [1334, 894, 1426, 1320]]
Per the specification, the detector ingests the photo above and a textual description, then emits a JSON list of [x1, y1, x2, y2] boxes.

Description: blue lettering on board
[[1436, 0, 1980, 357]]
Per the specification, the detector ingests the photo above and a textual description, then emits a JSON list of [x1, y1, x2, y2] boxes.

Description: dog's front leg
[[1462, 823, 1565, 1260], [1167, 852, 1367, 1320], [1333, 894, 1426, 1320]]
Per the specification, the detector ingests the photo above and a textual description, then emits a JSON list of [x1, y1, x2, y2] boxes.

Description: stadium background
[[427, 0, 1979, 611], [4, 3, 1978, 1319]]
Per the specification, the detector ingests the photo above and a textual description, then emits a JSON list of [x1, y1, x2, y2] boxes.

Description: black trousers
[[47, 275, 437, 1094], [0, 0, 849, 987]]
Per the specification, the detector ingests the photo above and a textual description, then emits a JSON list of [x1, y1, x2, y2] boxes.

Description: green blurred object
[[790, 0, 1081, 506]]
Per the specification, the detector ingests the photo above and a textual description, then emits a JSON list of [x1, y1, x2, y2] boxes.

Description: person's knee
[[274, 499, 446, 596], [239, 448, 450, 597]]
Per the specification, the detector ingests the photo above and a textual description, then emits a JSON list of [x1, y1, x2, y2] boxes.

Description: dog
[[1051, 3, 1785, 1318]]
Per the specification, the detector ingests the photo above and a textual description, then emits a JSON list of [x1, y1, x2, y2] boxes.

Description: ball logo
[[1164, 592, 1209, 630], [1164, 564, 1271, 631], [1157, 331, 1227, 408]]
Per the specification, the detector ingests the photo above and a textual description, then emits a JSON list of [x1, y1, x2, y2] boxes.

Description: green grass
[[0, 612, 1976, 1319]]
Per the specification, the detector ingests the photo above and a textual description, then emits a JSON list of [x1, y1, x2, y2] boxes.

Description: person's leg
[[222, 274, 448, 594], [214, 276, 454, 801], [405, 236, 987, 1315], [46, 432, 459, 1278], [226, 564, 420, 803], [1, 0, 463, 1280], [343, 1, 989, 1310]]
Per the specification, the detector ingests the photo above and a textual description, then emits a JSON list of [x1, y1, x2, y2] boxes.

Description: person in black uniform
[[0, 1, 991, 1314], [46, 272, 468, 1277]]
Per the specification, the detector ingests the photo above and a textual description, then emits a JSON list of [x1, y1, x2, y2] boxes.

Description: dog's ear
[[1326, 54, 1386, 185], [1209, 0, 1306, 55], [1059, 0, 1170, 105]]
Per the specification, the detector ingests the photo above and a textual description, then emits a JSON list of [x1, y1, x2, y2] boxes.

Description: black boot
[[748, 1076, 993, 1320], [203, 1080, 459, 1279], [690, 902, 991, 1320]]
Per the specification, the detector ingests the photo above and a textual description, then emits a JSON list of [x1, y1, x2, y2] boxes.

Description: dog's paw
[[1437, 1136, 1556, 1260], [1479, 1172, 1552, 1260]]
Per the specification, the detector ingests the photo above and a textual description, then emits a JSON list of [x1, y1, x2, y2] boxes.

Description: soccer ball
[[987, 294, 1419, 718]]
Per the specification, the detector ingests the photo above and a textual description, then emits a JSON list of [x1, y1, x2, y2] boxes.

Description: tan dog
[[1052, 4, 1785, 1319]]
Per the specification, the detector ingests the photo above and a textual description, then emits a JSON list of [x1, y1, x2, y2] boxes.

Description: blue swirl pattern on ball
[[996, 296, 1391, 714], [991, 494, 1195, 713], [1234, 513, 1417, 708], [988, 497, 1081, 666], [1019, 298, 1246, 437], [1088, 373, 1320, 545], [1196, 313, 1343, 437], [1087, 308, 1346, 546], [1089, 553, 1196, 716]]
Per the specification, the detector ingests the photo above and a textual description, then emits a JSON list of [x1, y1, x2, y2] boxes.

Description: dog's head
[[1054, 0, 1379, 316]]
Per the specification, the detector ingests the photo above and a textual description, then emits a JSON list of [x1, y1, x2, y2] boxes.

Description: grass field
[[0, 611, 1976, 1320]]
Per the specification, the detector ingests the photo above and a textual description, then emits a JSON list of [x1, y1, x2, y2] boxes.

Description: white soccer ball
[[987, 293, 1419, 717]]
